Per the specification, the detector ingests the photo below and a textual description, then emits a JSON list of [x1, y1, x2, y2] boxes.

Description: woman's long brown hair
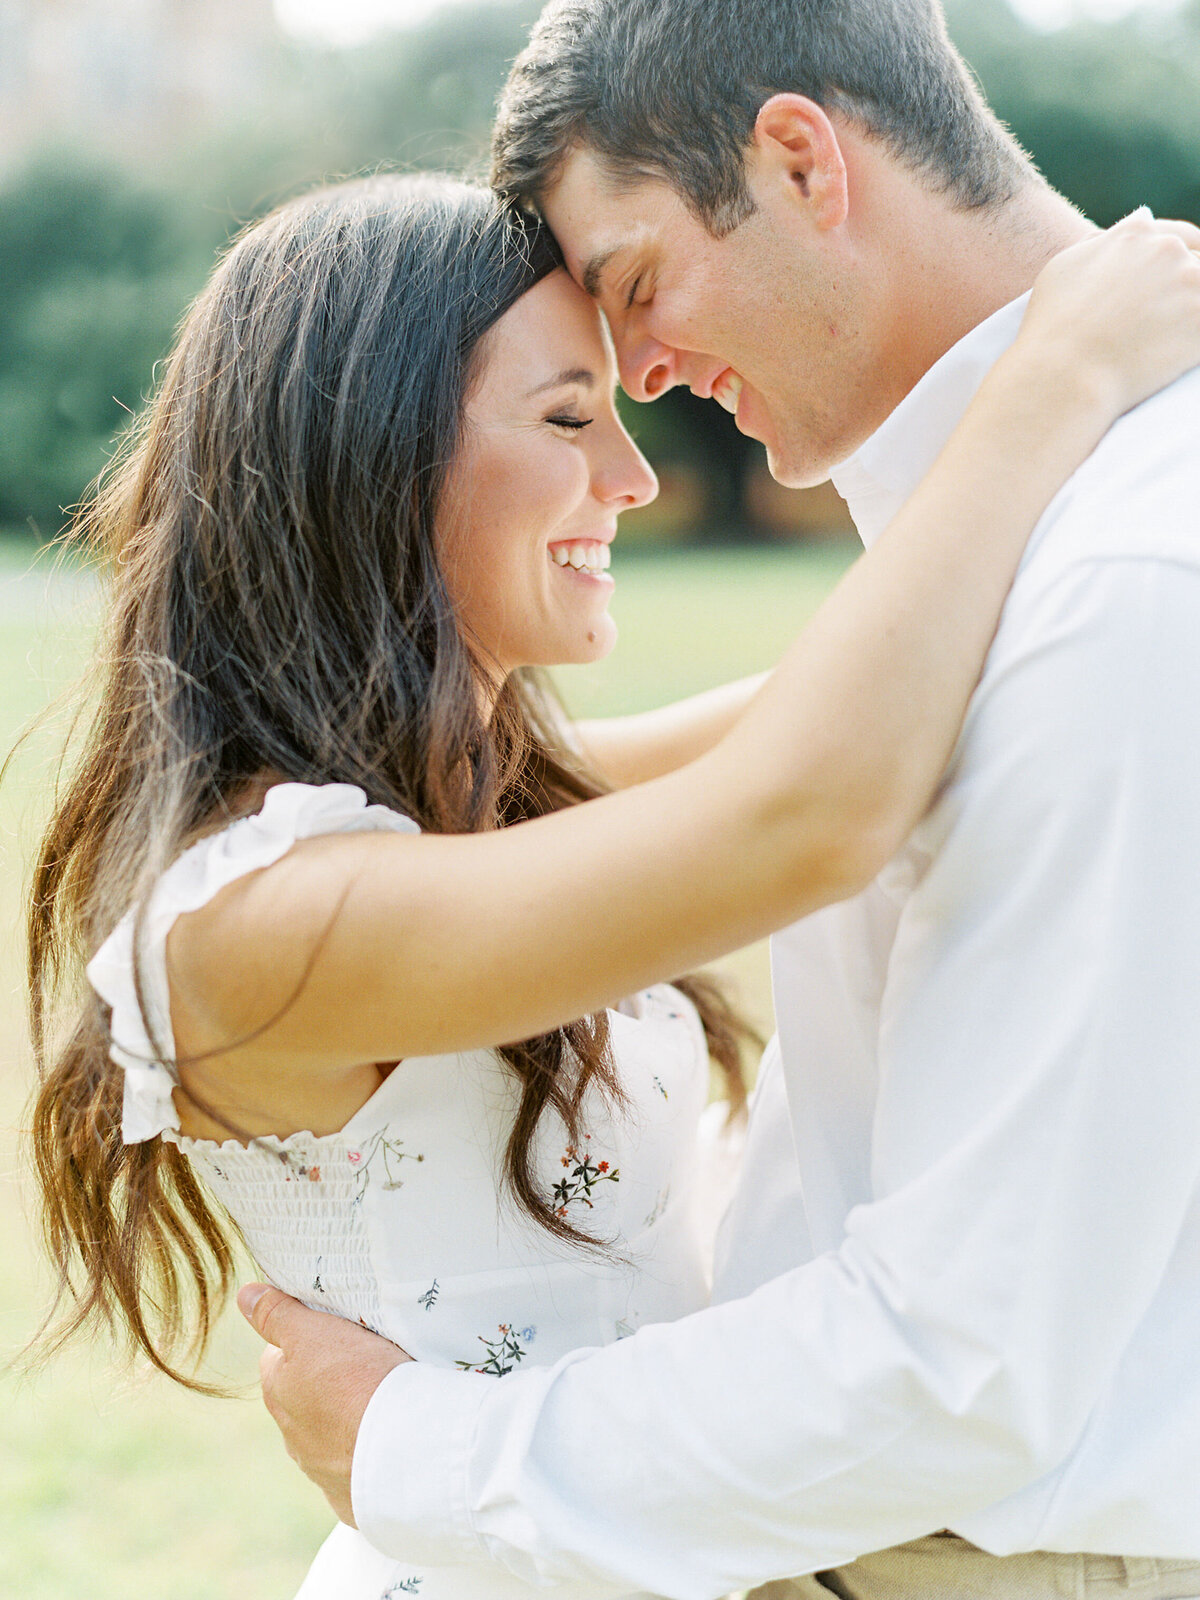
[[26, 174, 752, 1390]]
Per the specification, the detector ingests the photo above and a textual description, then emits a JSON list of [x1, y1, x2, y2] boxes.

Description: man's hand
[[238, 1283, 413, 1525]]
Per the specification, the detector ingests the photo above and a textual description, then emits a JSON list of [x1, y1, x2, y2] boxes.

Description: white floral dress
[[87, 783, 716, 1600]]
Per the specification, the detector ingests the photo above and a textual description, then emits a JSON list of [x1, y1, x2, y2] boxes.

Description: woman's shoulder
[[114, 782, 418, 933], [85, 783, 422, 1143], [209, 780, 421, 852], [93, 783, 419, 957]]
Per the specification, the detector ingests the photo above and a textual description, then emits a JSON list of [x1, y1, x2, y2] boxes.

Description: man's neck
[[865, 174, 1095, 407]]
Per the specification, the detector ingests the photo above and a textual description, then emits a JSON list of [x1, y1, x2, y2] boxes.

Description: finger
[[259, 1345, 287, 1424], [1111, 211, 1200, 252], [1153, 219, 1200, 254], [1137, 217, 1200, 251], [1112, 205, 1155, 229], [259, 1342, 283, 1387], [238, 1282, 299, 1346]]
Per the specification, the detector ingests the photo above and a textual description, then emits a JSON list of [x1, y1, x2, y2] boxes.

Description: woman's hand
[[1015, 210, 1200, 421]]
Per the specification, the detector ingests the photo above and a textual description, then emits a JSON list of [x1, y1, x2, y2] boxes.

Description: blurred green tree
[[947, 0, 1200, 227], [0, 161, 226, 536]]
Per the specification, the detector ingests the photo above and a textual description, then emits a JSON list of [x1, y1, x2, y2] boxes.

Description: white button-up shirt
[[353, 297, 1200, 1598]]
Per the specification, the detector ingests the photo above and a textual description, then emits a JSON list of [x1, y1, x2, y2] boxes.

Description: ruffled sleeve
[[85, 783, 420, 1145]]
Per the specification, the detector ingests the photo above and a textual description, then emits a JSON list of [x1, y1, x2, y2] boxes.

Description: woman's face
[[438, 268, 658, 677]]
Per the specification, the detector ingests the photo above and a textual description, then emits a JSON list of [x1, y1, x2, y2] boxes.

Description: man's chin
[[764, 441, 838, 492]]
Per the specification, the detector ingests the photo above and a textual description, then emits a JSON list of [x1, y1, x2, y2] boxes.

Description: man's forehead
[[549, 212, 663, 298], [541, 151, 664, 289]]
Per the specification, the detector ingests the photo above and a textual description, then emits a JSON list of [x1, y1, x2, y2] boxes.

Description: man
[[240, 2, 1200, 1594]]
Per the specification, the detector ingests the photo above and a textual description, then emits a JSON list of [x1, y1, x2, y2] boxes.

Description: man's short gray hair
[[492, 0, 1035, 233]]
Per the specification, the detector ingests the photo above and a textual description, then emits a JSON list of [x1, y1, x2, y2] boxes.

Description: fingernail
[[237, 1283, 268, 1320]]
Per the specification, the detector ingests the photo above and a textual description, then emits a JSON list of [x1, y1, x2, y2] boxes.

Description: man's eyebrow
[[525, 367, 597, 398], [581, 248, 619, 299]]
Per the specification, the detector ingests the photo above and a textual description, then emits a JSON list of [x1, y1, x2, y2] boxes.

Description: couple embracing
[[31, 1, 1200, 1597]]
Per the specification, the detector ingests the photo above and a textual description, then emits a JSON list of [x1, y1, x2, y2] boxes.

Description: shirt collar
[[831, 293, 1031, 548]]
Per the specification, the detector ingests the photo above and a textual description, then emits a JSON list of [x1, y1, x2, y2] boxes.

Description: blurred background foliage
[[1, 0, 1198, 545]]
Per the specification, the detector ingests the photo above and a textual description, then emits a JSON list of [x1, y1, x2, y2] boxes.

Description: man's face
[[540, 146, 894, 488]]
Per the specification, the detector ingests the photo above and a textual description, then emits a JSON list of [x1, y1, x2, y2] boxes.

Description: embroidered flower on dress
[[350, 1129, 425, 1206], [552, 1135, 620, 1217], [278, 1149, 323, 1184], [455, 1323, 529, 1377], [643, 1186, 670, 1229], [417, 1279, 439, 1311]]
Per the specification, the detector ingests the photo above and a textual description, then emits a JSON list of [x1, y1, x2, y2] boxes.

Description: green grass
[[0, 539, 854, 1599]]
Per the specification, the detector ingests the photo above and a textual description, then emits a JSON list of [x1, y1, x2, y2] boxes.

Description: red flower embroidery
[[551, 1143, 620, 1212]]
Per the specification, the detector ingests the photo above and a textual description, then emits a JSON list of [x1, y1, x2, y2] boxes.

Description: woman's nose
[[596, 432, 659, 510]]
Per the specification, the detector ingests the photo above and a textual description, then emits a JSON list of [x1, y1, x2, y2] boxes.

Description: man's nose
[[617, 332, 677, 403]]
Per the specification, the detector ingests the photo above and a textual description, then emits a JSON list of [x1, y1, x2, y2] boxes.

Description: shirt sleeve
[[353, 557, 1200, 1598]]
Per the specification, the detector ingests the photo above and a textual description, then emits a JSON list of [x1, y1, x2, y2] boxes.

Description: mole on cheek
[[587, 630, 596, 643]]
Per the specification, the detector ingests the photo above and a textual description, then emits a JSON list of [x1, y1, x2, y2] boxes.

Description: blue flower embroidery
[[418, 1279, 439, 1311]]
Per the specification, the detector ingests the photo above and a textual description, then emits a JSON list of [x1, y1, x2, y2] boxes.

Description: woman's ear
[[752, 93, 850, 231]]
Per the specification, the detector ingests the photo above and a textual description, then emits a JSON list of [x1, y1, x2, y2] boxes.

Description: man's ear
[[752, 94, 849, 231]]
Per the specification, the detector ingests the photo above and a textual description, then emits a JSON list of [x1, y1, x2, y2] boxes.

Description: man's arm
[[248, 556, 1200, 1597]]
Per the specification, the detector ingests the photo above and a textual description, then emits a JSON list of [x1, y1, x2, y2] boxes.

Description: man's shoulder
[[1026, 366, 1200, 577], [975, 368, 1200, 687]]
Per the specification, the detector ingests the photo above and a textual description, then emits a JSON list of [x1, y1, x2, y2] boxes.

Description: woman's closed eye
[[546, 414, 594, 433]]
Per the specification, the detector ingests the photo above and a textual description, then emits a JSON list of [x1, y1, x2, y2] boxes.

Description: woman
[[27, 174, 1200, 1600]]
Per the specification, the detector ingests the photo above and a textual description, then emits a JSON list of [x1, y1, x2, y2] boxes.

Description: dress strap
[[85, 783, 419, 1143]]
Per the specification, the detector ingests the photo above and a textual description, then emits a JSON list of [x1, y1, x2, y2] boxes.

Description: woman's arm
[[574, 673, 769, 787], [169, 216, 1200, 1091]]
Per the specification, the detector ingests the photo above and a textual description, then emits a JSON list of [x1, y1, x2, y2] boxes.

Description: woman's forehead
[[478, 270, 614, 396]]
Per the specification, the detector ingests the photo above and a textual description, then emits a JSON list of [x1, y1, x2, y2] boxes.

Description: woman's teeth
[[550, 541, 612, 573], [713, 371, 744, 415]]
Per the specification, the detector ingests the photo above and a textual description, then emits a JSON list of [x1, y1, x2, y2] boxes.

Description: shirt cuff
[[352, 1361, 493, 1565]]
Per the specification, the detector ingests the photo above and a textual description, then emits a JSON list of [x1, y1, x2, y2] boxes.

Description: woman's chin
[[539, 615, 619, 668], [575, 613, 618, 663]]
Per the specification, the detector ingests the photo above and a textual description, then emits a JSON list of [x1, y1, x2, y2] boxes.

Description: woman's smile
[[548, 537, 614, 575]]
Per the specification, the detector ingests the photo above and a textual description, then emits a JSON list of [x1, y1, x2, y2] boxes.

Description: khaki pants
[[745, 1534, 1200, 1600]]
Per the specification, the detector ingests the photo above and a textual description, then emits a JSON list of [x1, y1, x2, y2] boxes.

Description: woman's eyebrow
[[525, 367, 596, 398]]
